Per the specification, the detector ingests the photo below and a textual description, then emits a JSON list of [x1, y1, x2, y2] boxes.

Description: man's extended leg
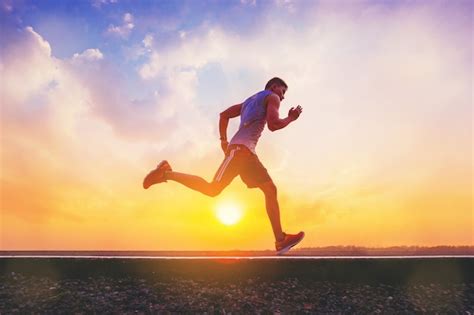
[[164, 171, 225, 197], [145, 147, 241, 196], [258, 180, 285, 242]]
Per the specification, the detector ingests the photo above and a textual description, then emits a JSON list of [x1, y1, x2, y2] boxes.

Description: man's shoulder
[[243, 90, 275, 109], [249, 90, 272, 98], [264, 92, 279, 104]]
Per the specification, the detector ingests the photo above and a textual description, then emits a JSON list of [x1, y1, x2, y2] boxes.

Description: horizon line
[[1, 245, 473, 252], [1, 255, 473, 260]]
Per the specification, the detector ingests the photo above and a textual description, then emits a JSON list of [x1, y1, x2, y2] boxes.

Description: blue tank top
[[229, 90, 273, 154]]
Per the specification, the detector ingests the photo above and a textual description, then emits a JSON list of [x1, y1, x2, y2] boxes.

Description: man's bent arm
[[266, 94, 299, 132], [219, 103, 242, 140]]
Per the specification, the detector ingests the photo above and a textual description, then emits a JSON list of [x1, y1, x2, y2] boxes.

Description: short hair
[[265, 77, 288, 90]]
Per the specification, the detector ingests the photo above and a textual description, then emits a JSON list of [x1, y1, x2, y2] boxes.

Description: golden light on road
[[215, 202, 243, 226]]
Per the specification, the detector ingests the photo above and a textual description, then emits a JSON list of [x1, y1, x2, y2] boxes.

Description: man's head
[[265, 77, 287, 101]]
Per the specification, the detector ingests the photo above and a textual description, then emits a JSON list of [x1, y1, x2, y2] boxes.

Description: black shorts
[[213, 144, 272, 188]]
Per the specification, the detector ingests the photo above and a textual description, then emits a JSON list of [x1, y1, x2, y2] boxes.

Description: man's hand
[[266, 94, 302, 132], [219, 103, 241, 154], [221, 139, 228, 154], [288, 105, 303, 121]]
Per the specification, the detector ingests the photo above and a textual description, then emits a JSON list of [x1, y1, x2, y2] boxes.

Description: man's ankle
[[276, 232, 285, 242]]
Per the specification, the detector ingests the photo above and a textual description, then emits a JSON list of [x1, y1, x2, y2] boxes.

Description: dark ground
[[1, 258, 473, 313]]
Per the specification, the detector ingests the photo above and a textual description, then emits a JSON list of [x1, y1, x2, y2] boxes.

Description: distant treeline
[[1, 246, 473, 257]]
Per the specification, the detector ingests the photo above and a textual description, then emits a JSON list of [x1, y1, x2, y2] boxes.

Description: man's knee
[[260, 180, 277, 196], [206, 182, 226, 197]]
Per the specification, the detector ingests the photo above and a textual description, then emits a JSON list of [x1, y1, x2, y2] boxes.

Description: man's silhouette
[[144, 77, 304, 255]]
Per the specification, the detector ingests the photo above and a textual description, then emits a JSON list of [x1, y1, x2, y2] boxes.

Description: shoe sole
[[276, 232, 305, 256], [143, 161, 169, 189]]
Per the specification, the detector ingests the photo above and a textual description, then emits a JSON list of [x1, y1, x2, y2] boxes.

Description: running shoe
[[143, 160, 172, 189], [275, 231, 305, 255]]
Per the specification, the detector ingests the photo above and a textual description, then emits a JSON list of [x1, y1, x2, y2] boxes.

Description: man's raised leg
[[147, 147, 240, 196], [143, 160, 227, 196], [164, 171, 225, 197]]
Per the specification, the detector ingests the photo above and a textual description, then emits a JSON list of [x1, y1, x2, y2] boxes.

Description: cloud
[[92, 0, 117, 9], [138, 52, 160, 80], [122, 33, 154, 61], [1, 0, 13, 12], [1, 26, 55, 106], [0, 26, 155, 222], [123, 12, 132, 23], [1, 27, 86, 220], [72, 48, 104, 61], [142, 33, 153, 48], [0, 22, 222, 234], [106, 12, 134, 38], [240, 0, 256, 6], [275, 0, 296, 13], [137, 28, 235, 80]]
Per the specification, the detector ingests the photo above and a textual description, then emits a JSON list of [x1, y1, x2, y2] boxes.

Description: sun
[[215, 203, 243, 226]]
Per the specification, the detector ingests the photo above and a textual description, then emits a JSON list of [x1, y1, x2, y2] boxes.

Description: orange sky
[[1, 1, 472, 250]]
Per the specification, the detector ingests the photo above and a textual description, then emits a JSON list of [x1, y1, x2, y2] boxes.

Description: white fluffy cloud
[[1, 25, 218, 193], [138, 28, 234, 80], [1, 26, 55, 104], [72, 48, 104, 61], [1, 26, 159, 221], [106, 12, 134, 38]]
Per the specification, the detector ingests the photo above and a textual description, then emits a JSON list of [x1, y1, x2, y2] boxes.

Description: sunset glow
[[216, 202, 243, 226], [0, 0, 472, 251]]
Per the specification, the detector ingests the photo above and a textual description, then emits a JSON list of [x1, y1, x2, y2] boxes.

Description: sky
[[0, 0, 472, 251]]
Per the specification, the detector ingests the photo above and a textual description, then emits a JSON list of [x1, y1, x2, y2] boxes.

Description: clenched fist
[[288, 105, 303, 121]]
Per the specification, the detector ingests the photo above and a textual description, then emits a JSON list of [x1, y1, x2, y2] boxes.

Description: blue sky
[[2, 0, 273, 57]]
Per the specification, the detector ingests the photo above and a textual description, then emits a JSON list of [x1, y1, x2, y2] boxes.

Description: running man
[[143, 77, 304, 255]]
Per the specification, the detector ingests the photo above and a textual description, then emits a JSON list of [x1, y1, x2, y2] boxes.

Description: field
[[1, 257, 473, 313]]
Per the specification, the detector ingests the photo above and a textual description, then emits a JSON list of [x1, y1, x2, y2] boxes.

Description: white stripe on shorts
[[215, 147, 238, 182]]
